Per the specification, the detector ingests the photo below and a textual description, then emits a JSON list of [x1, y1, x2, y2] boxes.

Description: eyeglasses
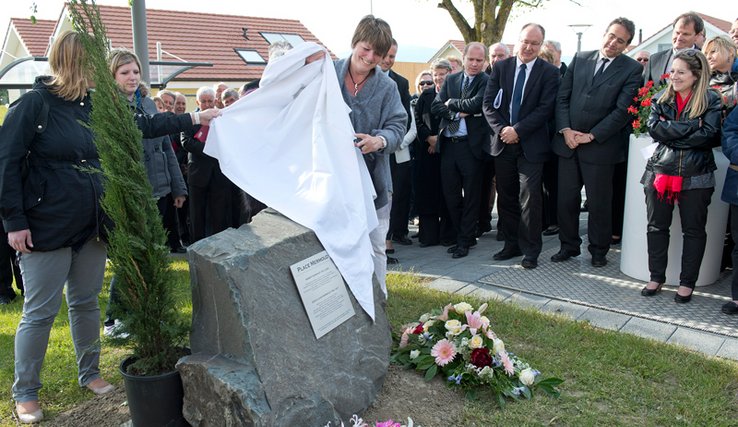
[[419, 81, 434, 86], [637, 58, 649, 62]]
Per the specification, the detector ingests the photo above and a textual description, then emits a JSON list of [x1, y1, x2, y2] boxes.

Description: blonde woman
[[640, 49, 722, 303]]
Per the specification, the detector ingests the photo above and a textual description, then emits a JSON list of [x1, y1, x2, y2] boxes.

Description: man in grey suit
[[431, 42, 490, 259], [644, 12, 703, 84], [551, 17, 643, 267]]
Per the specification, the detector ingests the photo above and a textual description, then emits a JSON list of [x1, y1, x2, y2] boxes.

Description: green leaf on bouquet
[[424, 364, 438, 381]]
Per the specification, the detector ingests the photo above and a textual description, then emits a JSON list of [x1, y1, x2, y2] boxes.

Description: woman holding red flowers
[[640, 49, 722, 303]]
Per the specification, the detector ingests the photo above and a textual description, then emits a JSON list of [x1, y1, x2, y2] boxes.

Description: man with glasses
[[635, 51, 650, 69], [551, 17, 642, 268], [644, 12, 703, 84], [484, 23, 560, 269]]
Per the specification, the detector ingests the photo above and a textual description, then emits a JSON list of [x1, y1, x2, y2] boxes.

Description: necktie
[[592, 58, 610, 84], [511, 64, 526, 125], [447, 76, 469, 134]]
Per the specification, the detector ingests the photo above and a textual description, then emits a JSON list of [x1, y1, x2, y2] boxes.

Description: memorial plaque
[[290, 251, 355, 339]]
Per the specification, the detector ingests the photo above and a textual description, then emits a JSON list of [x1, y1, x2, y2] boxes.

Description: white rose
[[492, 338, 505, 354], [410, 350, 420, 359], [423, 320, 434, 332], [519, 368, 536, 386], [469, 334, 484, 349], [454, 302, 473, 313], [419, 313, 430, 323], [445, 319, 463, 335]]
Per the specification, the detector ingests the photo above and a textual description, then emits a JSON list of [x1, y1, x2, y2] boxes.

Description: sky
[[0, 0, 730, 63]]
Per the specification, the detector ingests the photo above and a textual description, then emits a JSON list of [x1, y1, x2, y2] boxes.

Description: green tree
[[437, 0, 578, 45]]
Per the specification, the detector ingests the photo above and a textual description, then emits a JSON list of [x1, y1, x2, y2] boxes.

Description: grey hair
[[544, 40, 561, 52], [489, 42, 510, 56], [222, 88, 240, 101], [196, 86, 216, 100], [431, 58, 453, 72]]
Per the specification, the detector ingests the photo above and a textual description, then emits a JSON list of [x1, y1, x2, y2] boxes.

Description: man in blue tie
[[483, 23, 560, 269], [431, 42, 490, 259]]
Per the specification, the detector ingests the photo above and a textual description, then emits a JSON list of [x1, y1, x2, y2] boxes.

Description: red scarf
[[653, 91, 692, 204]]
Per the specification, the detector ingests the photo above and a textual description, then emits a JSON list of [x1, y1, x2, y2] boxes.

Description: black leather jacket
[[645, 89, 722, 178]]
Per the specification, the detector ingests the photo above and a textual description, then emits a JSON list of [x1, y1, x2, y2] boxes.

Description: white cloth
[[204, 42, 380, 319]]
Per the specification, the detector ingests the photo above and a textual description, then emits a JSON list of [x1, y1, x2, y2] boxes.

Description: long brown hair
[[47, 31, 89, 101], [657, 49, 711, 119]]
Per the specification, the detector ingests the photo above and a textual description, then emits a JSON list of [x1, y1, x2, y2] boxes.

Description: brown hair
[[657, 49, 711, 119], [108, 48, 142, 79], [350, 15, 393, 58], [47, 31, 89, 101]]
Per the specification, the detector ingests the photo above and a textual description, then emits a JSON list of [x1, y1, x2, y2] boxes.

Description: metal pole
[[576, 32, 582, 53], [131, 0, 150, 84]]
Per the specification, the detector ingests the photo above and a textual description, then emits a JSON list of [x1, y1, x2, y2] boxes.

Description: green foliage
[[66, 0, 187, 376]]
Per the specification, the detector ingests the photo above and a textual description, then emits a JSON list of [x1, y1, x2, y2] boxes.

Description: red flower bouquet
[[629, 74, 670, 137]]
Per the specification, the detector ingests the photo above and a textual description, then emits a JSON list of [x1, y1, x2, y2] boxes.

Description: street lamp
[[568, 24, 592, 53]]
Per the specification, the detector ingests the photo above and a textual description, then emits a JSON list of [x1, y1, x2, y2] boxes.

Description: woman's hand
[[193, 109, 221, 126], [305, 51, 326, 65], [8, 229, 33, 253], [173, 196, 186, 209], [354, 133, 385, 154]]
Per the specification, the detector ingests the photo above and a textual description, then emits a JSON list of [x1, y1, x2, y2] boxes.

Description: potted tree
[[68, 1, 189, 425]]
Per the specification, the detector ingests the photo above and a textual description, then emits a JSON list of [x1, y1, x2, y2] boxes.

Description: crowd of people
[[0, 9, 737, 424]]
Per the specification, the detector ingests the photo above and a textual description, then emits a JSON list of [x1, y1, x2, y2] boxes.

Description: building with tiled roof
[[627, 12, 731, 57], [427, 39, 516, 64], [0, 3, 331, 105]]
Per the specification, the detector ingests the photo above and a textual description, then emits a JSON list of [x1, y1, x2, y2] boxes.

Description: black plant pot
[[120, 357, 188, 427]]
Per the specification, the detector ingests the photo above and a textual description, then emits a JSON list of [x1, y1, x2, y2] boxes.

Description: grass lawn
[[0, 263, 736, 426]]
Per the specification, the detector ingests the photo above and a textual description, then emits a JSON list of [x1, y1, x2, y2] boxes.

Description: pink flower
[[465, 310, 484, 334], [399, 331, 409, 348], [486, 329, 496, 340], [431, 339, 457, 366], [437, 304, 453, 321], [499, 350, 514, 376], [376, 421, 401, 427]]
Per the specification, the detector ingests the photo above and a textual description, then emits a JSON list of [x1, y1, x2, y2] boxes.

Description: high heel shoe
[[640, 282, 663, 297], [16, 401, 43, 424]]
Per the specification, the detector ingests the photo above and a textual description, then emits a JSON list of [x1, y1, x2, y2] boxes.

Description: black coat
[[646, 89, 722, 178], [413, 87, 443, 215], [0, 77, 194, 251]]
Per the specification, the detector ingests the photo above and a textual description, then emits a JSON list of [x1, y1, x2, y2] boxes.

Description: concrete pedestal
[[620, 134, 729, 287]]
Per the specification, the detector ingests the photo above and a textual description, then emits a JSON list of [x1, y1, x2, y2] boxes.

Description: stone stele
[[177, 210, 392, 426]]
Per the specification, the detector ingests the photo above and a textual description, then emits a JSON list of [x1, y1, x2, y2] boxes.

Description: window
[[260, 32, 305, 47], [234, 49, 266, 65]]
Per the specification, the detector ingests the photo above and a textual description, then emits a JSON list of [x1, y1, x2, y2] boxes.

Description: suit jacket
[[483, 57, 560, 163], [644, 49, 671, 84], [181, 125, 227, 188], [431, 71, 490, 159], [388, 69, 413, 163], [553, 50, 643, 164]]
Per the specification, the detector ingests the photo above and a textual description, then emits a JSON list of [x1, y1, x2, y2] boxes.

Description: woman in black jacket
[[640, 49, 722, 303], [0, 31, 218, 423]]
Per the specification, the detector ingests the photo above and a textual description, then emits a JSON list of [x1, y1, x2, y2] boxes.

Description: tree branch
[[437, 0, 475, 42]]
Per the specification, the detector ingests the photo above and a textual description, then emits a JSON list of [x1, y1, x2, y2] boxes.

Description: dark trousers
[[494, 144, 544, 258], [645, 186, 712, 288], [730, 204, 738, 299], [189, 179, 232, 243], [542, 156, 558, 229], [478, 154, 496, 233], [388, 156, 412, 239], [611, 161, 628, 237], [0, 227, 23, 297], [157, 193, 181, 251], [557, 156, 614, 257], [441, 138, 482, 248]]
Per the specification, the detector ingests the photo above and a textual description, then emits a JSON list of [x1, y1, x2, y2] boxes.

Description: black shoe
[[521, 257, 538, 269], [386, 248, 395, 255], [0, 294, 15, 305], [476, 224, 492, 237], [440, 240, 456, 247], [451, 246, 469, 258], [721, 301, 738, 315], [447, 240, 477, 253], [170, 246, 187, 254], [386, 256, 400, 265], [591, 255, 607, 267], [418, 241, 438, 248], [542, 225, 559, 236], [550, 249, 580, 262], [392, 235, 413, 246], [640, 283, 663, 297], [674, 289, 693, 304], [493, 247, 522, 261]]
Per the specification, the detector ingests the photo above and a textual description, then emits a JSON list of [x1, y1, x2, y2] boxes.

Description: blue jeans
[[13, 239, 107, 402]]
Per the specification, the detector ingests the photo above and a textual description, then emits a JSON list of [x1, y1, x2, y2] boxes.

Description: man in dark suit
[[483, 23, 560, 269], [644, 12, 703, 84], [382, 39, 413, 263], [431, 42, 490, 259], [551, 17, 643, 267], [181, 86, 232, 243]]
